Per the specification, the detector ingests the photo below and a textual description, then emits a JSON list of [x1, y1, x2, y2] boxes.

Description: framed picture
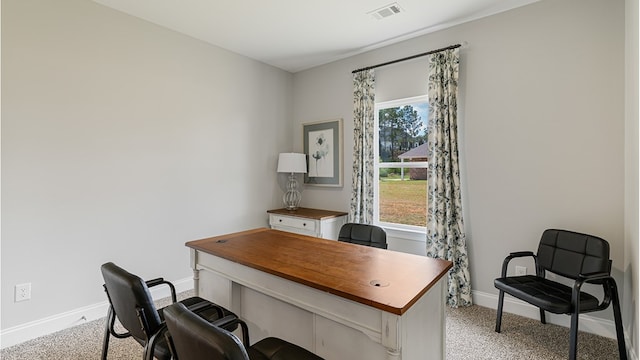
[[303, 118, 343, 187]]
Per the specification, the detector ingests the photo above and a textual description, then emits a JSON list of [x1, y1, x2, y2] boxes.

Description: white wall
[[293, 0, 626, 323], [2, 0, 636, 353], [1, 0, 292, 333], [624, 0, 639, 357]]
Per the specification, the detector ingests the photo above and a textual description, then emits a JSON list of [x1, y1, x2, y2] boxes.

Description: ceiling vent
[[368, 3, 403, 20]]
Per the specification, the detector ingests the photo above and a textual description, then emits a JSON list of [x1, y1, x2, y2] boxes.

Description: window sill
[[379, 225, 426, 243]]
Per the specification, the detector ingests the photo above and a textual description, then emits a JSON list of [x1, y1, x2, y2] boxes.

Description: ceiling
[[92, 0, 538, 73]]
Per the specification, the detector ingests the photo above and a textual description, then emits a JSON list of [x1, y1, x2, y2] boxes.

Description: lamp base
[[282, 173, 301, 210]]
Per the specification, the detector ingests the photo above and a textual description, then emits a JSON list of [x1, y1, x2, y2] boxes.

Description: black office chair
[[100, 262, 244, 360], [338, 223, 387, 249], [164, 302, 324, 360], [494, 229, 627, 360]]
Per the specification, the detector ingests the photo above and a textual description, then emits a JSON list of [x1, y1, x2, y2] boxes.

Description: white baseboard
[[473, 290, 637, 360], [0, 277, 193, 349]]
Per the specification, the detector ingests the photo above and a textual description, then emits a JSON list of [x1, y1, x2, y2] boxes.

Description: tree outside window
[[375, 96, 428, 229]]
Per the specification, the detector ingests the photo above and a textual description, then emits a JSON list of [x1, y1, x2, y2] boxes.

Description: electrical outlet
[[15, 283, 31, 302], [515, 266, 527, 276]]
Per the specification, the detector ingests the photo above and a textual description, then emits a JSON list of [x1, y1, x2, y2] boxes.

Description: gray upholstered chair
[[494, 229, 627, 360]]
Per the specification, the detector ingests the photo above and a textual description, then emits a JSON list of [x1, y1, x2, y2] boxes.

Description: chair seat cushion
[[494, 275, 600, 314], [159, 296, 238, 331], [249, 337, 324, 360]]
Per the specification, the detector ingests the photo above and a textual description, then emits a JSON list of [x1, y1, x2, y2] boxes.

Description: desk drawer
[[270, 214, 317, 232]]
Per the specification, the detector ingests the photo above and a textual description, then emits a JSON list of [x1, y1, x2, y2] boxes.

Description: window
[[374, 95, 428, 231]]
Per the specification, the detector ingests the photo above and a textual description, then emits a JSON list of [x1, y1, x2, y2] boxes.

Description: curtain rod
[[351, 43, 462, 74]]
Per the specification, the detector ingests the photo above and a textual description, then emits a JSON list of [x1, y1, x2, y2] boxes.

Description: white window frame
[[374, 95, 429, 234]]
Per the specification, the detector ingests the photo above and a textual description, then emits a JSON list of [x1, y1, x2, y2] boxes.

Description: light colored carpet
[[446, 305, 621, 360], [1, 295, 622, 359]]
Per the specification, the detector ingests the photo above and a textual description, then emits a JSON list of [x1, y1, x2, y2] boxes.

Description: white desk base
[[191, 249, 446, 360]]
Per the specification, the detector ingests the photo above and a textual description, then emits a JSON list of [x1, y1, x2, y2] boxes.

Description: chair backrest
[[101, 262, 162, 342], [338, 223, 387, 249], [165, 303, 249, 360], [536, 229, 611, 280]]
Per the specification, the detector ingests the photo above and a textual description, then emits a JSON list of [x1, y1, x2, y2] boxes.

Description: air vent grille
[[369, 3, 403, 20]]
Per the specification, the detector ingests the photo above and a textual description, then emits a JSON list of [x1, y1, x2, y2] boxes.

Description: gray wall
[[2, 0, 637, 355], [624, 0, 639, 355], [1, 0, 292, 329], [293, 0, 626, 319]]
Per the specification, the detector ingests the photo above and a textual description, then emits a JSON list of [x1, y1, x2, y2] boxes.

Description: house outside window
[[374, 95, 428, 231]]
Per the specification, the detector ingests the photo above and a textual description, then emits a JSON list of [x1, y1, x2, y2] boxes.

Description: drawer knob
[[303, 223, 306, 226], [279, 219, 283, 222]]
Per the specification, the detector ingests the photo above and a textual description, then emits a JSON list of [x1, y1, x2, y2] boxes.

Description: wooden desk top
[[186, 228, 452, 315], [267, 207, 348, 220]]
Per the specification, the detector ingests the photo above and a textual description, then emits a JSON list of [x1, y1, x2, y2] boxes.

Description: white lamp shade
[[277, 153, 307, 173]]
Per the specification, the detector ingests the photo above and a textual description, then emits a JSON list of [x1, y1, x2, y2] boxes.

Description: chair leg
[[240, 320, 250, 347], [142, 342, 153, 360], [495, 290, 505, 332], [144, 328, 163, 360], [102, 306, 115, 360], [609, 280, 628, 360], [145, 325, 171, 360], [569, 311, 579, 360], [224, 318, 251, 347]]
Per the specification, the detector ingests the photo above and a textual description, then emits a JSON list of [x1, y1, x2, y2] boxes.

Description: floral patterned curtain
[[349, 69, 375, 223], [426, 48, 472, 307]]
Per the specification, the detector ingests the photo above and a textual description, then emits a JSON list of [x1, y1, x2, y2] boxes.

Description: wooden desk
[[187, 228, 452, 360]]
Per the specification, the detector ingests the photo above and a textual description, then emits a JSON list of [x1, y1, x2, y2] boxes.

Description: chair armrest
[[501, 251, 536, 277], [509, 251, 535, 258], [211, 315, 241, 327], [145, 277, 165, 287], [146, 278, 177, 303], [187, 301, 224, 320], [577, 271, 611, 284], [572, 271, 613, 311], [106, 305, 132, 339], [211, 316, 251, 347]]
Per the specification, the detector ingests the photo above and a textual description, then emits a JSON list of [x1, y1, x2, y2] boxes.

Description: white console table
[[267, 207, 347, 240]]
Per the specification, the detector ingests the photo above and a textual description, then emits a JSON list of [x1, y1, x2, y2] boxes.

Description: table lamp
[[277, 153, 307, 210]]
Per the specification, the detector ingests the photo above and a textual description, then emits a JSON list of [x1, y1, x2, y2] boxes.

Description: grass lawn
[[379, 178, 427, 227]]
